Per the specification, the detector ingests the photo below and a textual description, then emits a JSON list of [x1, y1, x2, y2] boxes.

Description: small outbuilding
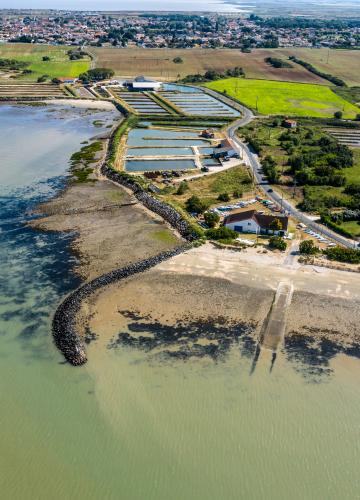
[[282, 119, 297, 129]]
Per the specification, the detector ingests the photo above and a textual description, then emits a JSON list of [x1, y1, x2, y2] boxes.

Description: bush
[[217, 192, 230, 202], [206, 226, 237, 241], [233, 189, 243, 198], [37, 74, 49, 83], [173, 57, 183, 64], [269, 235, 287, 251], [204, 211, 220, 228], [42, 56, 51, 61], [334, 111, 343, 120], [176, 181, 189, 195], [185, 195, 209, 214], [299, 239, 319, 255], [324, 247, 360, 264]]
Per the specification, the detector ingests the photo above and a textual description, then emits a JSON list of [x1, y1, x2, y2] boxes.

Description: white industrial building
[[123, 76, 162, 91]]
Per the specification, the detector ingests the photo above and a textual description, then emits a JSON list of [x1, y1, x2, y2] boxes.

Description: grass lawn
[[338, 220, 360, 238], [342, 149, 360, 184], [150, 229, 179, 244], [0, 43, 90, 80], [159, 166, 252, 208], [205, 78, 360, 118]]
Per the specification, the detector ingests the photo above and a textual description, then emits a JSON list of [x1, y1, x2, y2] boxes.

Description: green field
[[0, 44, 90, 80], [205, 78, 360, 118]]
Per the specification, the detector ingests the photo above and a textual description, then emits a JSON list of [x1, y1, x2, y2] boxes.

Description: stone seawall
[[53, 119, 201, 365], [101, 164, 198, 241], [53, 245, 190, 366]]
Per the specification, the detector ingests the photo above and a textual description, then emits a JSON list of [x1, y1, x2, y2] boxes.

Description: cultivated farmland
[[0, 44, 90, 81], [205, 78, 360, 118], [275, 48, 360, 87], [91, 47, 330, 84]]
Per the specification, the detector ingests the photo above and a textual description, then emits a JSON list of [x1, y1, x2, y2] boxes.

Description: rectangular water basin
[[127, 147, 194, 157], [125, 159, 197, 172]]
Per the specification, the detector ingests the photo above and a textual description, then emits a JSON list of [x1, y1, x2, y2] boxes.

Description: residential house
[[223, 209, 289, 236]]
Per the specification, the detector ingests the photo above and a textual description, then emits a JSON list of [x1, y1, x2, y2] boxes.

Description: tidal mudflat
[[2, 104, 360, 500]]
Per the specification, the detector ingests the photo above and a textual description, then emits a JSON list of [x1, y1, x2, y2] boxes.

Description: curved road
[[204, 89, 358, 249]]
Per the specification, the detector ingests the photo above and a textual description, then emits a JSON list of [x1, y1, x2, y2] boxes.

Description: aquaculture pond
[[160, 90, 240, 117], [127, 128, 208, 147], [127, 147, 194, 157], [125, 159, 197, 172]]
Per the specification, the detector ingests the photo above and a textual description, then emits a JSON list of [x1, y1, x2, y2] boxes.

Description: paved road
[[211, 94, 360, 249]]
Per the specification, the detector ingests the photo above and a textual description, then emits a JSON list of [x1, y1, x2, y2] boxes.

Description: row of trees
[[289, 56, 346, 87], [181, 67, 245, 84], [79, 68, 114, 83]]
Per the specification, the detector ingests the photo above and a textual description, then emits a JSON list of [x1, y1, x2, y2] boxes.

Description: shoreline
[[26, 101, 360, 366], [30, 109, 204, 365]]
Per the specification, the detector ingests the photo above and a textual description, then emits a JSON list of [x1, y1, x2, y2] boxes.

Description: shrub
[[324, 247, 360, 264], [173, 57, 183, 64], [299, 240, 319, 255], [204, 211, 220, 228], [37, 75, 48, 83], [334, 111, 343, 120], [185, 195, 209, 214], [206, 226, 237, 241], [42, 56, 51, 61], [217, 192, 230, 202], [176, 181, 189, 195], [233, 189, 243, 198], [269, 235, 287, 251]]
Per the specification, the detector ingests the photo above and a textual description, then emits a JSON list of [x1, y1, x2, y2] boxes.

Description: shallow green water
[[1, 105, 360, 500]]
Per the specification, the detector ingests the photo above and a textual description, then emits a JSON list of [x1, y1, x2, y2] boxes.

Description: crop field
[[275, 48, 360, 87], [205, 78, 360, 118], [0, 44, 90, 81], [92, 47, 331, 84]]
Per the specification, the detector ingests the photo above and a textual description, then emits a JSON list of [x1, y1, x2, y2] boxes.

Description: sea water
[[1, 104, 360, 500]]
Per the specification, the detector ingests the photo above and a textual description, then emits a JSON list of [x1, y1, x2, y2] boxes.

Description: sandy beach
[[76, 243, 360, 362]]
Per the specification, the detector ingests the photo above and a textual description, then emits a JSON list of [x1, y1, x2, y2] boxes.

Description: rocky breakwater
[[53, 125, 201, 365], [53, 246, 191, 366], [101, 164, 198, 241]]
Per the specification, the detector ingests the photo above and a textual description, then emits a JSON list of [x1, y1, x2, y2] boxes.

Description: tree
[[79, 68, 114, 83], [269, 218, 282, 232], [334, 111, 343, 119], [185, 195, 209, 214], [269, 235, 287, 251], [204, 211, 220, 228], [299, 239, 319, 255], [173, 57, 183, 64], [42, 56, 51, 61]]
